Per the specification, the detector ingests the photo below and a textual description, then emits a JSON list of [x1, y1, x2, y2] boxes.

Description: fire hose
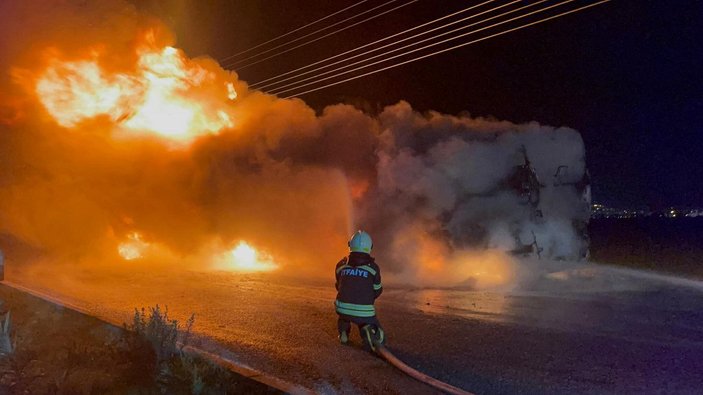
[[370, 338, 475, 395]]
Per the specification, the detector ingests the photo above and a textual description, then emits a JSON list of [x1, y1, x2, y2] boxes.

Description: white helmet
[[349, 230, 373, 253]]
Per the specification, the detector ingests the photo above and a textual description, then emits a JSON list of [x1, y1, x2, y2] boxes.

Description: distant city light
[[591, 204, 703, 219]]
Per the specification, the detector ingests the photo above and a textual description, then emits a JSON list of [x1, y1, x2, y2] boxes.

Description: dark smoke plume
[[0, 0, 589, 288]]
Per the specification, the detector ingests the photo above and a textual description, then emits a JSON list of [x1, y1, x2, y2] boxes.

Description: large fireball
[[33, 32, 237, 144]]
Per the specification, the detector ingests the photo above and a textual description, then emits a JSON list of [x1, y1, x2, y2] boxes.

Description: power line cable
[[259, 0, 521, 92], [270, 0, 555, 95], [248, 0, 500, 89], [219, 0, 372, 63], [224, 0, 418, 70], [229, 0, 418, 70], [281, 0, 611, 98]]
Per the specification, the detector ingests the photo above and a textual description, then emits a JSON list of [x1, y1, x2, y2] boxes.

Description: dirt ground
[[0, 284, 279, 394]]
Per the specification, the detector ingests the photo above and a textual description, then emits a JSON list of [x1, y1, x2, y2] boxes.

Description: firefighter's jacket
[[335, 252, 382, 318]]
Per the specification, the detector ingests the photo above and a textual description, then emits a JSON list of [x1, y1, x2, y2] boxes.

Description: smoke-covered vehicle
[[506, 147, 591, 260], [361, 106, 593, 276]]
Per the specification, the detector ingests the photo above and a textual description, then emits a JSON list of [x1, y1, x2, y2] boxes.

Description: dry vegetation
[[0, 285, 279, 394]]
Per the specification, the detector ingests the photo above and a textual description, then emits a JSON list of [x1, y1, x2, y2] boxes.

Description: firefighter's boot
[[360, 325, 385, 352]]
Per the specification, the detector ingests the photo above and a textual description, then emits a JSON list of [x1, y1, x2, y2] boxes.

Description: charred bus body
[[357, 116, 592, 266], [505, 146, 591, 260]]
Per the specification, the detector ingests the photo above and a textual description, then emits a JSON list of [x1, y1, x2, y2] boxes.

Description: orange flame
[[34, 33, 237, 144], [118, 232, 149, 260], [397, 228, 515, 288], [215, 241, 279, 273]]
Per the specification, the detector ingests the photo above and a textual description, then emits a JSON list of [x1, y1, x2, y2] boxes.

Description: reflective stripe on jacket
[[334, 300, 376, 317], [335, 252, 382, 317]]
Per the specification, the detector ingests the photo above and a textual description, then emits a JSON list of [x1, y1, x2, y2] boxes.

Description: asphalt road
[[7, 264, 703, 394]]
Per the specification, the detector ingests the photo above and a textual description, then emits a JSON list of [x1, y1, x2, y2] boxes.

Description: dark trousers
[[337, 313, 381, 334]]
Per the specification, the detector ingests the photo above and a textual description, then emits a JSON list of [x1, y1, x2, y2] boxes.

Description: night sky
[[139, 0, 703, 209]]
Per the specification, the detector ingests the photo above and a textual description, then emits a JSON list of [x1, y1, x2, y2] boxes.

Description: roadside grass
[[0, 285, 279, 394]]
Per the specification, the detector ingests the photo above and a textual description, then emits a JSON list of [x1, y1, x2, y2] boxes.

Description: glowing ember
[[218, 241, 278, 272], [34, 34, 236, 144], [118, 232, 149, 260], [226, 82, 238, 100]]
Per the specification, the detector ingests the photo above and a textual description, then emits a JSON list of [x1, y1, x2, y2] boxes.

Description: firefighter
[[335, 230, 384, 349]]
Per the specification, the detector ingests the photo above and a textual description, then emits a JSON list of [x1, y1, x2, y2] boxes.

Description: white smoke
[[354, 102, 591, 286]]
